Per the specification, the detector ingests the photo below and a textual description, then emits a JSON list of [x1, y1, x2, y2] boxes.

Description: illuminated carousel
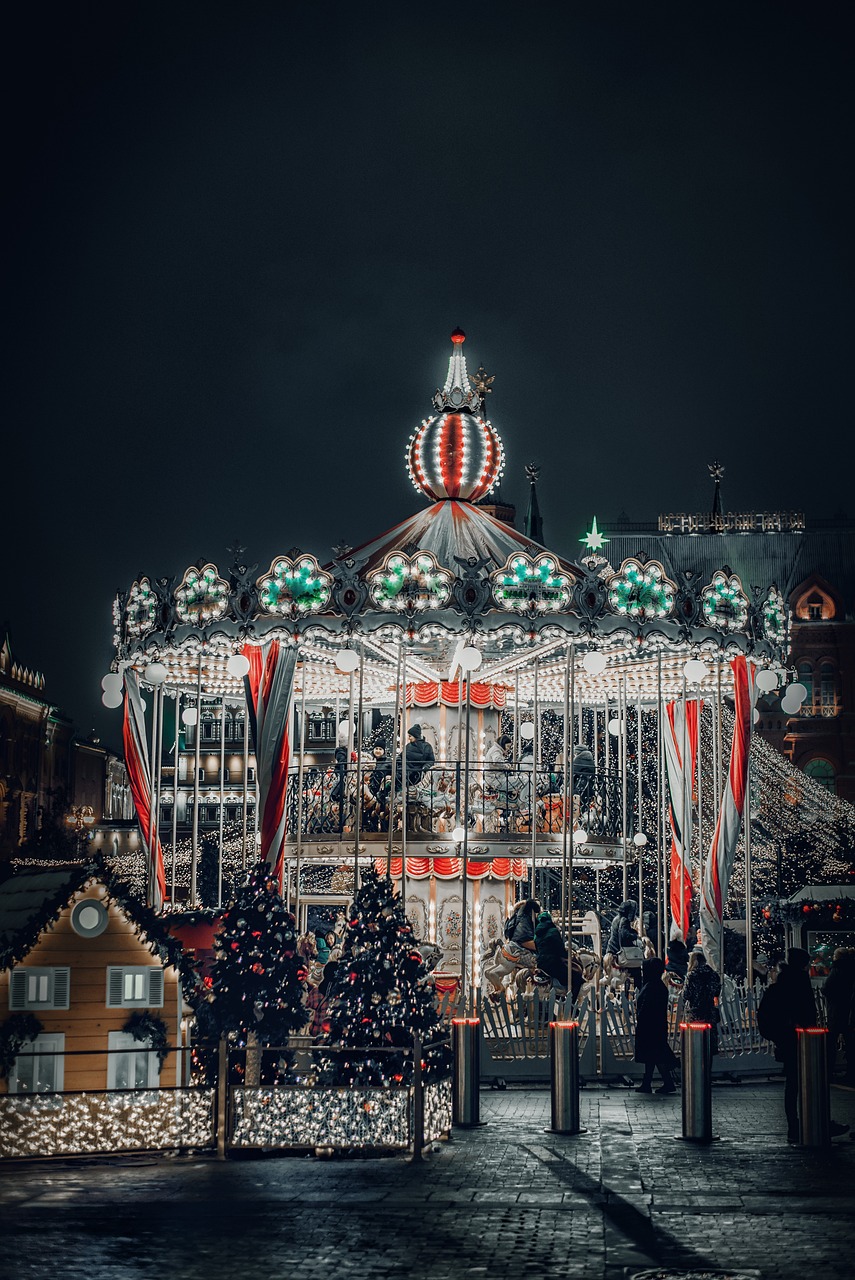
[[107, 329, 792, 988]]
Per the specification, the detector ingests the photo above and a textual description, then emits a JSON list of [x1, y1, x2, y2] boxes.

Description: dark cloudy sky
[[3, 1, 853, 742]]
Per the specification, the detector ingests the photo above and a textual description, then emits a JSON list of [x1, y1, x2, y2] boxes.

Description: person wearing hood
[[633, 957, 679, 1093], [607, 901, 640, 958], [535, 911, 583, 999], [684, 946, 722, 1055], [395, 724, 435, 789]]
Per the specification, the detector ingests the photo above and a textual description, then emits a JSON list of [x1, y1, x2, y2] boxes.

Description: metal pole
[[548, 1021, 584, 1135], [621, 675, 628, 899], [410, 1032, 424, 1161], [657, 652, 664, 951], [697, 687, 703, 923], [146, 683, 160, 910], [190, 661, 202, 908], [678, 1021, 714, 1143], [452, 1017, 480, 1127], [681, 671, 689, 942], [386, 642, 403, 876], [154, 681, 165, 899], [353, 641, 365, 902], [217, 696, 226, 907], [531, 655, 539, 900], [401, 644, 408, 913], [561, 647, 570, 928], [514, 670, 519, 764], [637, 692, 643, 925], [462, 674, 472, 1009], [294, 673, 307, 926], [241, 686, 249, 871], [798, 1028, 830, 1147], [171, 689, 179, 903], [567, 645, 575, 994], [716, 662, 724, 978]]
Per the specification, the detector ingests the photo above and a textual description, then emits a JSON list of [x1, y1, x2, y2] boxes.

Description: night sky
[[3, 2, 853, 744]]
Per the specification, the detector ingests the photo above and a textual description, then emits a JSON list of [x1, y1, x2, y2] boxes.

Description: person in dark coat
[[684, 947, 722, 1055], [572, 743, 595, 800], [534, 911, 582, 998], [633, 957, 678, 1092], [823, 947, 855, 1082], [665, 935, 690, 980], [606, 901, 640, 958], [395, 724, 435, 788], [770, 948, 848, 1142]]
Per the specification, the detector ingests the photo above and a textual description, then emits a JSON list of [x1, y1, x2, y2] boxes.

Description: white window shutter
[[51, 968, 70, 1009], [147, 968, 164, 1008], [9, 970, 27, 1010], [106, 967, 124, 1007]]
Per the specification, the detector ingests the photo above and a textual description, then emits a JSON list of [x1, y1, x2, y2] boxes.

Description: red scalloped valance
[[375, 856, 526, 881], [402, 681, 506, 709]]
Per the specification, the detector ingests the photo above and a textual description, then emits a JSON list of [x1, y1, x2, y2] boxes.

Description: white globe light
[[101, 688, 123, 709], [756, 669, 778, 692], [182, 707, 198, 726], [144, 662, 167, 687], [573, 828, 588, 844], [335, 648, 360, 673], [583, 651, 607, 676], [789, 682, 808, 705], [752, 708, 760, 724], [608, 718, 622, 737], [684, 659, 709, 683], [519, 721, 535, 740], [780, 695, 800, 715], [451, 826, 466, 844], [101, 672, 122, 693], [633, 832, 648, 847], [139, 698, 147, 712], [227, 653, 251, 678], [459, 646, 483, 672]]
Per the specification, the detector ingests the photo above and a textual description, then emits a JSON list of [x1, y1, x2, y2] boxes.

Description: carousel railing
[[284, 762, 627, 843]]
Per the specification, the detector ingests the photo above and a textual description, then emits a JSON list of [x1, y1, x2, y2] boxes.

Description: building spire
[[432, 328, 480, 414], [524, 463, 543, 543]]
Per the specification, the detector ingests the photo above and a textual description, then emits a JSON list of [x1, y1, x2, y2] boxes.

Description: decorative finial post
[[524, 463, 543, 543], [708, 460, 725, 527], [470, 364, 495, 417]]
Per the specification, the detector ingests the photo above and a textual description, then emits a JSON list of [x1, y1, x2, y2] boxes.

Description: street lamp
[[65, 805, 95, 859]]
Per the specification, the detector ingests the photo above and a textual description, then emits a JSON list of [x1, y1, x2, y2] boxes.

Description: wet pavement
[[0, 1080, 853, 1280]]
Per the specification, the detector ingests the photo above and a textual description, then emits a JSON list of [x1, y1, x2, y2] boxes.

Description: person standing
[[761, 948, 849, 1143], [684, 947, 722, 1055], [823, 947, 855, 1083], [633, 957, 678, 1093], [395, 724, 435, 788]]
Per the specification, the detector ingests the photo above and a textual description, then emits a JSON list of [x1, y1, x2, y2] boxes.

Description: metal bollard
[[677, 1022, 715, 1143], [798, 1028, 830, 1148], [547, 1021, 586, 1135], [452, 1017, 481, 1127]]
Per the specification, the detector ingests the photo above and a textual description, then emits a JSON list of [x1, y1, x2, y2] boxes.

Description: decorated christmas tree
[[202, 861, 306, 1079], [318, 867, 451, 1086]]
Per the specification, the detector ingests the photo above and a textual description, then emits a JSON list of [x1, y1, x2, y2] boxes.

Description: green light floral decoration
[[763, 586, 786, 642], [174, 564, 229, 625], [257, 555, 332, 617], [607, 559, 674, 620], [701, 571, 749, 631], [369, 551, 452, 613], [491, 553, 572, 613], [125, 577, 157, 638]]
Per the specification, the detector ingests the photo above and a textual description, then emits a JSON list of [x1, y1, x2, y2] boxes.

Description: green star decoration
[[580, 517, 608, 553]]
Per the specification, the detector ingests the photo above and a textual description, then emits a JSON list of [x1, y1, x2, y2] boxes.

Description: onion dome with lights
[[406, 329, 505, 502]]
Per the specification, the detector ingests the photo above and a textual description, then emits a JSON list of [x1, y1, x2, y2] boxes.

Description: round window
[[70, 898, 108, 938]]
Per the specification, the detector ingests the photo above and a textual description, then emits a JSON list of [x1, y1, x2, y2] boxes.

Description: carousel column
[[401, 645, 408, 911], [190, 661, 202, 908], [620, 675, 628, 900], [386, 642, 403, 877], [637, 692, 643, 925], [352, 641, 365, 901], [566, 645, 576, 996], [294, 673, 307, 923], [171, 689, 180, 903], [657, 654, 665, 952], [531, 655, 539, 901], [147, 683, 163, 910], [460, 659, 475, 1013], [745, 740, 755, 987], [241, 688, 250, 871], [681, 671, 689, 942], [218, 696, 226, 907], [560, 646, 571, 927]]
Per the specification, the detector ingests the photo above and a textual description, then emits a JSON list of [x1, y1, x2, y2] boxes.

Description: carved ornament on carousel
[[490, 552, 573, 615], [256, 554, 333, 618], [368, 550, 452, 613], [174, 563, 230, 626]]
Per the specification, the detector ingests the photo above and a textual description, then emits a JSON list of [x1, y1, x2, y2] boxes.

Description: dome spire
[[433, 328, 479, 413]]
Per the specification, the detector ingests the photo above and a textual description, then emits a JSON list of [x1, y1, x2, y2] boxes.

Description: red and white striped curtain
[[122, 669, 166, 910], [242, 640, 298, 880], [376, 856, 527, 881], [403, 681, 507, 709], [664, 697, 701, 942], [700, 656, 756, 970]]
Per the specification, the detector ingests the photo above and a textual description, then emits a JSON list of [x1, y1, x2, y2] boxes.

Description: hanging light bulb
[[583, 651, 607, 676], [335, 648, 360, 673], [633, 832, 648, 847], [227, 653, 251, 678], [519, 721, 535, 740], [608, 718, 622, 737], [683, 658, 709, 683], [144, 662, 168, 687], [756, 669, 778, 692], [101, 672, 122, 694], [182, 707, 198, 726], [573, 828, 588, 844], [459, 646, 482, 672], [101, 688, 123, 709]]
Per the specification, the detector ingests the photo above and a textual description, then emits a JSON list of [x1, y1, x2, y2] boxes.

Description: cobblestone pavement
[[0, 1081, 853, 1280]]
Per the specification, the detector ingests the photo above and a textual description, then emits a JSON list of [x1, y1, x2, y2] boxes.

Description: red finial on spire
[[450, 327, 466, 345]]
